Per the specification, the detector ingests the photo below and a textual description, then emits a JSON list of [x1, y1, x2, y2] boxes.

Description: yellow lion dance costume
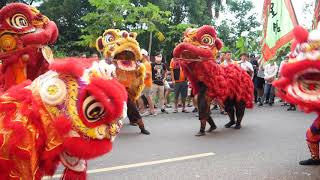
[[96, 29, 150, 135]]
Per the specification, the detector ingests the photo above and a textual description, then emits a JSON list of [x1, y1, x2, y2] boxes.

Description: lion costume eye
[[105, 33, 115, 43], [201, 35, 214, 46], [82, 95, 105, 122], [10, 14, 29, 29]]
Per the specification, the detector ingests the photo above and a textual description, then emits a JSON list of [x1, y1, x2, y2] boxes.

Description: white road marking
[[43, 152, 215, 179]]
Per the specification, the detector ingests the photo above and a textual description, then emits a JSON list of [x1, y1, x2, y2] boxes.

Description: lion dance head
[[173, 25, 223, 62], [274, 26, 320, 113], [0, 3, 58, 90], [0, 58, 127, 179], [96, 29, 145, 100], [96, 29, 142, 71]]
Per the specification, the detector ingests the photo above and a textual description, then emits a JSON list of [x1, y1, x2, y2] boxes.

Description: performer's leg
[[196, 82, 215, 136], [127, 98, 150, 135], [206, 115, 217, 133], [224, 98, 235, 128], [300, 116, 320, 165], [234, 101, 246, 129], [299, 129, 320, 165]]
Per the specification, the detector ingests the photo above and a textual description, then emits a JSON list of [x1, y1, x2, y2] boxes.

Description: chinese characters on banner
[[261, 0, 298, 61]]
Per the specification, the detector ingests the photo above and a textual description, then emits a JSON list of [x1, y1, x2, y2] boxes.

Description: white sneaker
[[140, 111, 149, 117], [149, 112, 157, 116]]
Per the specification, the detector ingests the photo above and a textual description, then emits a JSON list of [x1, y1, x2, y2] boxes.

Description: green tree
[[79, 0, 170, 56], [1, 0, 41, 9], [215, 0, 261, 57], [39, 0, 95, 56]]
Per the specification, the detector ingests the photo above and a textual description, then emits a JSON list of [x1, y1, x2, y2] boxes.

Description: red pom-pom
[[63, 137, 112, 159], [293, 26, 309, 43], [49, 58, 96, 78], [53, 116, 72, 136]]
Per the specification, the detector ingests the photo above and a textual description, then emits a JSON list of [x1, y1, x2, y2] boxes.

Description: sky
[[252, 0, 315, 28]]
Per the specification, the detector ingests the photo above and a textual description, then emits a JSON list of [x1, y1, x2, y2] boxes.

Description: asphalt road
[[50, 103, 320, 180]]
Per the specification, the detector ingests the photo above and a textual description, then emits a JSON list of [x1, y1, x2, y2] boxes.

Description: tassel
[[61, 168, 87, 180]]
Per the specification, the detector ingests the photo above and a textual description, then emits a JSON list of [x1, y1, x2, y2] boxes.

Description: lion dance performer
[[173, 25, 254, 136], [96, 29, 150, 135], [274, 26, 320, 165], [0, 3, 58, 91], [0, 58, 128, 179]]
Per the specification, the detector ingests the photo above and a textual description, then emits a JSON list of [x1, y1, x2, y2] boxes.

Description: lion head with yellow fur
[[96, 29, 145, 100]]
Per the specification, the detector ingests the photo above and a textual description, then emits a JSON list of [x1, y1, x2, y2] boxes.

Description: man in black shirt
[[250, 54, 259, 103], [151, 53, 168, 113]]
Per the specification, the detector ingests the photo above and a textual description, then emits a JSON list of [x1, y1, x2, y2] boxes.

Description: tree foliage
[[215, 0, 261, 58], [0, 0, 40, 8], [79, 0, 171, 55], [39, 0, 95, 56], [13, 0, 262, 59]]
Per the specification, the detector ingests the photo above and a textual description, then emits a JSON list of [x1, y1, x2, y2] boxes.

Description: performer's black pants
[[198, 82, 210, 120], [127, 97, 141, 123]]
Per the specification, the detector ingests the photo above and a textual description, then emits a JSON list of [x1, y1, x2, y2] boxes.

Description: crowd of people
[[134, 50, 296, 121]]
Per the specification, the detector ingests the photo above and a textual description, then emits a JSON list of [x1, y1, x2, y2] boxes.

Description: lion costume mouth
[[288, 68, 320, 102], [114, 50, 138, 71]]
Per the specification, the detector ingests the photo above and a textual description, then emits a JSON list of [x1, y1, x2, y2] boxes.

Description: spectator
[[222, 51, 236, 66], [250, 54, 259, 103], [263, 62, 278, 106], [256, 59, 265, 106], [139, 49, 156, 116], [164, 72, 172, 108], [218, 52, 226, 64], [170, 59, 189, 113], [188, 83, 198, 113], [151, 53, 169, 114], [239, 53, 254, 78], [279, 56, 296, 111], [91, 53, 98, 58]]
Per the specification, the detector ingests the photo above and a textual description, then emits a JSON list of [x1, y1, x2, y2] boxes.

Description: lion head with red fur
[[0, 3, 58, 90], [0, 58, 127, 179], [173, 25, 223, 62], [274, 26, 320, 113]]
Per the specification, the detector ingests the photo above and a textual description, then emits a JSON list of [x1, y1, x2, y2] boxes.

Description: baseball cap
[[141, 49, 148, 56]]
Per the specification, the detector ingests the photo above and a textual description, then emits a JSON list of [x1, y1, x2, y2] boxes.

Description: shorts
[[174, 81, 188, 99], [164, 81, 170, 90], [255, 77, 265, 89], [142, 87, 153, 96]]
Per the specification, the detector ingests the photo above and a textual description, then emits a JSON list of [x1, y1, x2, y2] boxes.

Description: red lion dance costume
[[173, 25, 254, 136], [0, 3, 58, 91], [0, 58, 128, 179], [274, 26, 320, 165]]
